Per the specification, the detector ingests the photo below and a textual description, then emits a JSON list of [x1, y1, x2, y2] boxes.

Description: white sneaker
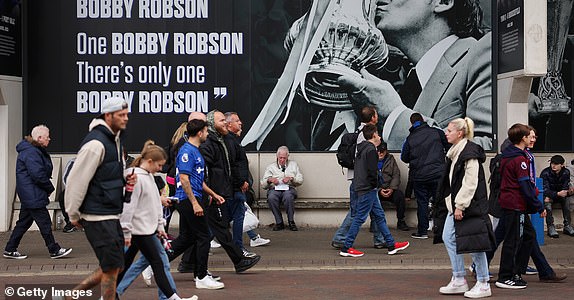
[[167, 294, 198, 300], [464, 281, 491, 298], [210, 239, 221, 248], [196, 275, 225, 289], [142, 265, 153, 287], [439, 277, 469, 294], [250, 235, 271, 247]]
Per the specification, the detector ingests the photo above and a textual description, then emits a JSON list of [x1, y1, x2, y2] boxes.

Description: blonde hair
[[170, 122, 188, 146], [449, 117, 474, 140], [131, 140, 167, 167], [31, 125, 49, 141]]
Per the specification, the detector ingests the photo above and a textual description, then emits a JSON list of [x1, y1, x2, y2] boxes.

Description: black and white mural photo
[[24, 0, 494, 152]]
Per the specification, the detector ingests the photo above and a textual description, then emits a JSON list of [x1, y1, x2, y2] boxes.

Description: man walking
[[332, 106, 382, 248], [401, 113, 448, 239], [4, 125, 72, 259], [340, 124, 410, 257], [225, 112, 270, 248], [200, 110, 261, 271], [168, 118, 227, 290], [65, 97, 135, 300]]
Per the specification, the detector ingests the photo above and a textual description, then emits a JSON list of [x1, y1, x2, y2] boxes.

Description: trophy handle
[[363, 0, 376, 22]]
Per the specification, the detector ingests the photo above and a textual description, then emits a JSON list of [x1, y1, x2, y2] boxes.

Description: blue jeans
[[246, 230, 258, 240], [442, 214, 489, 282], [344, 189, 395, 250], [229, 191, 247, 249], [332, 183, 358, 243], [117, 237, 176, 300], [413, 180, 438, 235]]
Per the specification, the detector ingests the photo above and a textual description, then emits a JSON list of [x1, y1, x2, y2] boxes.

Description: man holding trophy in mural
[[242, 0, 492, 152]]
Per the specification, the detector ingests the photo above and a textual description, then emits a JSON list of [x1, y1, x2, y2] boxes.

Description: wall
[[0, 75, 23, 232]]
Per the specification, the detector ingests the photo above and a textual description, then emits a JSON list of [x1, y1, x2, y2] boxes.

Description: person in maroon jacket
[[496, 124, 547, 290]]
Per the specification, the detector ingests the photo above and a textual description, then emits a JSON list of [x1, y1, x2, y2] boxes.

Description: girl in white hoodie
[[119, 140, 196, 300]]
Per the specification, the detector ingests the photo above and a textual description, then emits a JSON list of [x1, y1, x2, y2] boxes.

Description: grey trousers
[[267, 187, 297, 225], [545, 197, 572, 226]]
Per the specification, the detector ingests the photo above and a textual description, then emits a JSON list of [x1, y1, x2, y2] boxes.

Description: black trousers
[[498, 209, 535, 281], [181, 201, 244, 266], [5, 207, 60, 253], [118, 234, 175, 298], [379, 189, 406, 220], [169, 198, 210, 279]]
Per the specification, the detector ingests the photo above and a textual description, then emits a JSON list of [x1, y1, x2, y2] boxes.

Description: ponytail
[[449, 117, 475, 140], [131, 140, 167, 167]]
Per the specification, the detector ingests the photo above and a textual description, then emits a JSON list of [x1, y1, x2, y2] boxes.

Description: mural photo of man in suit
[[338, 0, 492, 150]]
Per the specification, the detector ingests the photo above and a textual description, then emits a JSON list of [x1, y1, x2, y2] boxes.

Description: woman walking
[[434, 118, 495, 298], [118, 140, 197, 300]]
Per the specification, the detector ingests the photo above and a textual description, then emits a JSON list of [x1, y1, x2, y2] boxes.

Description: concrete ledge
[[252, 198, 419, 210]]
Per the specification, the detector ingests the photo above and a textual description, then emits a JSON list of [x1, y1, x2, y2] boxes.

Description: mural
[[24, 0, 494, 152]]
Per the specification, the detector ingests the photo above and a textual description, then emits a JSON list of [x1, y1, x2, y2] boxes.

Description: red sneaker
[[388, 241, 409, 255], [339, 247, 364, 257]]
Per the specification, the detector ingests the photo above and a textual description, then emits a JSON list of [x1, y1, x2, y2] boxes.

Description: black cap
[[550, 155, 565, 165], [377, 142, 388, 152]]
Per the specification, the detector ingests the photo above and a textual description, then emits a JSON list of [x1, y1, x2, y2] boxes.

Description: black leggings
[[118, 234, 175, 298]]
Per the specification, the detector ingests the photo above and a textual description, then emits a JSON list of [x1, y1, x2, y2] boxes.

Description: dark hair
[[410, 112, 423, 124], [507, 123, 530, 145], [187, 119, 207, 137], [441, 0, 483, 38], [359, 106, 377, 123], [362, 124, 377, 140]]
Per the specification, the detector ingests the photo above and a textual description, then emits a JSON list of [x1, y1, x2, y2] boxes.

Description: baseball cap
[[101, 96, 128, 114], [549, 155, 565, 165], [377, 142, 388, 152]]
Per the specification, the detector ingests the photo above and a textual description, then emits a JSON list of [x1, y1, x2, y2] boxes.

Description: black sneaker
[[50, 248, 72, 259], [397, 221, 410, 231], [411, 232, 429, 239], [63, 224, 76, 233], [331, 241, 344, 249], [288, 221, 298, 231], [3, 250, 27, 259], [235, 255, 261, 273], [272, 223, 285, 231], [495, 275, 527, 289], [373, 243, 387, 249]]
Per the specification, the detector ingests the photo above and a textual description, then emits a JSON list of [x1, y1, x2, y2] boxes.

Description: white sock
[[453, 276, 466, 284]]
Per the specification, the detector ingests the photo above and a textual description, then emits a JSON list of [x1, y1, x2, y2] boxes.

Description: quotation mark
[[213, 87, 227, 99]]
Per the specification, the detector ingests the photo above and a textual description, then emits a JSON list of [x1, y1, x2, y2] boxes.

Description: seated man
[[261, 146, 304, 231], [540, 155, 574, 237], [371, 142, 409, 243]]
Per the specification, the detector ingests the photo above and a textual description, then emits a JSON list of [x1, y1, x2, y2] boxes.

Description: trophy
[[537, 0, 573, 114], [284, 0, 389, 110]]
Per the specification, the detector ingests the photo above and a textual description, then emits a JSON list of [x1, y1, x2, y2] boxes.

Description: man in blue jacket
[[401, 113, 448, 239], [4, 125, 72, 259]]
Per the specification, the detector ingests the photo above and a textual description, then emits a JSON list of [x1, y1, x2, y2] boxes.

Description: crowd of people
[[329, 108, 570, 299], [4, 96, 573, 300]]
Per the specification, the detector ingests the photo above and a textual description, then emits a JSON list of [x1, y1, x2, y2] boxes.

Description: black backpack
[[487, 153, 505, 218], [336, 132, 360, 169]]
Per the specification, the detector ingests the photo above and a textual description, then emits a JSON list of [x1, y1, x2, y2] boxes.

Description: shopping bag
[[243, 203, 259, 232]]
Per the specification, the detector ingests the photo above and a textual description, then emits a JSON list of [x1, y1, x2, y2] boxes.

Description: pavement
[[0, 226, 573, 299]]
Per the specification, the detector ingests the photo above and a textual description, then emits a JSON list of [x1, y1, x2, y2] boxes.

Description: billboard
[[24, 0, 494, 152], [0, 0, 21, 77]]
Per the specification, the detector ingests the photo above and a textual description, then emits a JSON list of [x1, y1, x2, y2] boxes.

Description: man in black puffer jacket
[[401, 113, 449, 239]]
